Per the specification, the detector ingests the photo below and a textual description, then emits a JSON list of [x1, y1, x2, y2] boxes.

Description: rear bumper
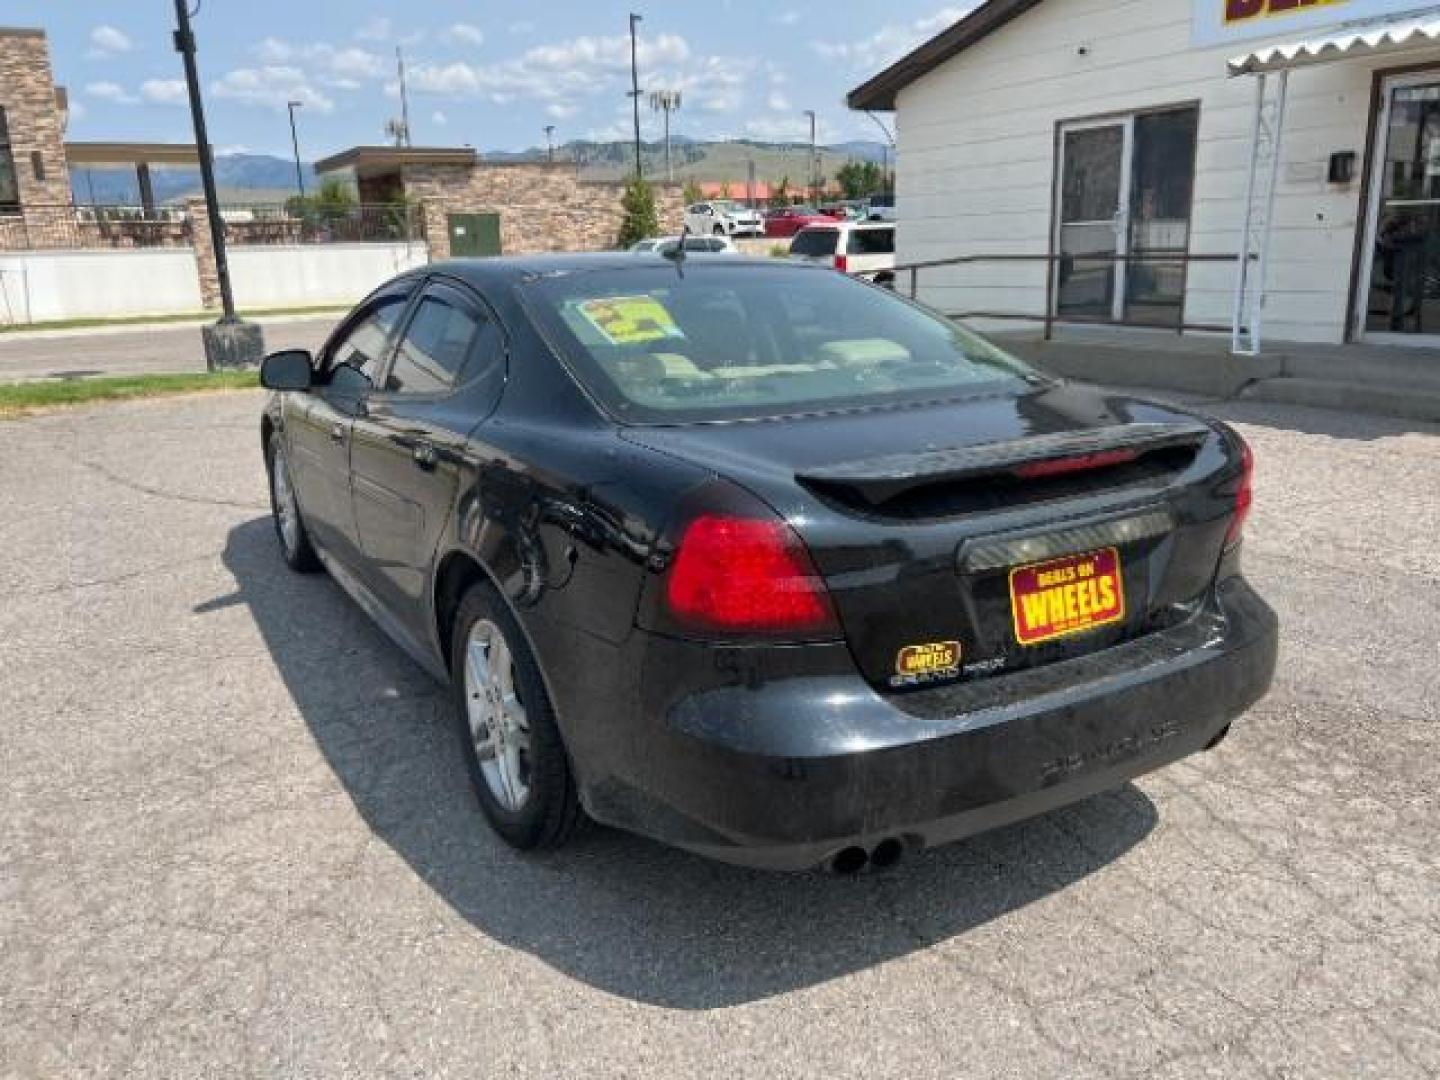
[[581, 577, 1277, 870]]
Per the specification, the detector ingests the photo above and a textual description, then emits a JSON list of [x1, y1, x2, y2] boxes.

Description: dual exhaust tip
[[829, 837, 906, 875]]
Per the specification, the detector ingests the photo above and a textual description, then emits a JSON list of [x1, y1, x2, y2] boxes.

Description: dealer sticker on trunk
[[891, 640, 962, 687], [1009, 547, 1125, 646]]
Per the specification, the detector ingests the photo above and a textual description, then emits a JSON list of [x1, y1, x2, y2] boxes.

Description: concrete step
[[1273, 347, 1440, 392], [1240, 376, 1440, 423]]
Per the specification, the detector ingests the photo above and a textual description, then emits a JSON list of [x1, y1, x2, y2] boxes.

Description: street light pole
[[628, 13, 644, 180], [172, 0, 262, 366], [804, 110, 817, 205], [173, 0, 234, 322], [864, 110, 897, 194], [649, 90, 680, 182], [544, 125, 555, 163], [287, 100, 305, 200]]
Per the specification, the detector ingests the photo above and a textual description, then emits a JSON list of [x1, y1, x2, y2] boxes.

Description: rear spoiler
[[796, 421, 1211, 506]]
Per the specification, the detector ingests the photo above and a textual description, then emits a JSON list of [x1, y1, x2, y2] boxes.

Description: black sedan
[[259, 255, 1277, 872]]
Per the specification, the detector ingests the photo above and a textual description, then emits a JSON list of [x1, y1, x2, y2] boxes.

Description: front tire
[[713, 224, 725, 236], [450, 582, 583, 851], [266, 431, 320, 572]]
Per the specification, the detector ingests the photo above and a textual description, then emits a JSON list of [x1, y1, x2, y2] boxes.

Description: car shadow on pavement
[[214, 516, 1158, 1011]]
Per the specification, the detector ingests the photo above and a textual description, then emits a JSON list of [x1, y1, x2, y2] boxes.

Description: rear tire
[[713, 224, 725, 236], [266, 431, 321, 573], [450, 582, 583, 851]]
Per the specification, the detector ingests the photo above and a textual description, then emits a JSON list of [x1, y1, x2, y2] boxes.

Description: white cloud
[[216, 144, 251, 156], [356, 16, 392, 41], [812, 6, 968, 71], [211, 67, 335, 113], [140, 79, 187, 105], [509, 21, 536, 35], [67, 99, 87, 121], [545, 102, 577, 120], [88, 25, 133, 57], [254, 38, 387, 85], [774, 11, 802, 25], [431, 110, 448, 126], [446, 23, 485, 47], [85, 80, 137, 105], [766, 90, 791, 112]]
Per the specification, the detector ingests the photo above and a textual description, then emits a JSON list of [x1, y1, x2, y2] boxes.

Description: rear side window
[[848, 228, 894, 255], [385, 293, 480, 394], [790, 229, 838, 257]]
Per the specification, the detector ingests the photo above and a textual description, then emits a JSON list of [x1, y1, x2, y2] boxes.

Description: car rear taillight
[[1224, 437, 1254, 549], [665, 514, 839, 635], [834, 254, 849, 272]]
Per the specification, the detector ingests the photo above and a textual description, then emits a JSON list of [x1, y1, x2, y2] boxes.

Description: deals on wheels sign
[[1192, 0, 1437, 47]]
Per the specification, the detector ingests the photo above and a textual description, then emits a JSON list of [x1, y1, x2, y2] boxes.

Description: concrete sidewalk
[[997, 325, 1440, 424], [0, 313, 339, 382]]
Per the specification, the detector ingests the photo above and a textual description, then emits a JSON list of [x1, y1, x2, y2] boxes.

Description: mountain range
[[68, 139, 891, 205]]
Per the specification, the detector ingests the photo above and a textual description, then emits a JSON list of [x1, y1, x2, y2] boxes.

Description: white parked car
[[683, 200, 764, 237], [629, 234, 740, 255], [788, 221, 896, 285]]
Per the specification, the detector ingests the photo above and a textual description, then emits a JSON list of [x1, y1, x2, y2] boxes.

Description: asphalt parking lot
[[2, 389, 1437, 1078]]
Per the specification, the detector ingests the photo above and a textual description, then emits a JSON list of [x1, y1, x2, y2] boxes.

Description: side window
[[385, 292, 481, 394], [848, 228, 895, 255], [327, 294, 408, 393]]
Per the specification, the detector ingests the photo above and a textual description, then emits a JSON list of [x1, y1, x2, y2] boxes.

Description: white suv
[[788, 221, 896, 285], [683, 200, 764, 238]]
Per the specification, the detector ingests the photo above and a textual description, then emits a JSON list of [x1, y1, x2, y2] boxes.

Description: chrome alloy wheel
[[464, 619, 532, 811], [272, 448, 300, 555]]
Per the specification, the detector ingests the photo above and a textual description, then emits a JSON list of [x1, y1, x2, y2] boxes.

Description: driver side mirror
[[260, 348, 313, 391]]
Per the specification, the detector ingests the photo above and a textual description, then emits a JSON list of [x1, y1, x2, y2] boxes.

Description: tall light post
[[287, 100, 305, 200], [628, 13, 644, 180], [649, 90, 680, 182], [544, 124, 556, 163], [173, 0, 262, 368], [804, 109, 818, 204]]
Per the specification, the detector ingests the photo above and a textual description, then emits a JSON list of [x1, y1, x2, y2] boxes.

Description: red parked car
[[764, 205, 842, 239]]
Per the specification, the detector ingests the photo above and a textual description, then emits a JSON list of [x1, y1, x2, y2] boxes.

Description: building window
[[31, 150, 45, 183], [0, 107, 20, 212]]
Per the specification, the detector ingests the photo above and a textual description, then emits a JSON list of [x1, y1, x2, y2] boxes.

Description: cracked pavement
[[0, 390, 1436, 1078]]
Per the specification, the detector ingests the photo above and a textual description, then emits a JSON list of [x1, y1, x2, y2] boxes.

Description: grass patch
[[0, 304, 346, 335], [0, 371, 260, 418]]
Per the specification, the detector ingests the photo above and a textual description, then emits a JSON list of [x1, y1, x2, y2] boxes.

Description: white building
[[849, 0, 1440, 351]]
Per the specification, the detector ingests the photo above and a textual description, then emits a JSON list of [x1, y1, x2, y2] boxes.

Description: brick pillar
[[186, 197, 221, 310], [421, 198, 450, 261]]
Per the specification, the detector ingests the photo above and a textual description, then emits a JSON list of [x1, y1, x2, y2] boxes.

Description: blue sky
[[10, 2, 968, 158]]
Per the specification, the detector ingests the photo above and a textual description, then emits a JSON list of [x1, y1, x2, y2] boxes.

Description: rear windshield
[[790, 228, 839, 257], [521, 264, 1037, 423], [847, 228, 894, 255]]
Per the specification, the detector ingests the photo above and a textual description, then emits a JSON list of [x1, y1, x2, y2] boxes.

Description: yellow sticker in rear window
[[576, 295, 685, 347], [895, 640, 961, 678]]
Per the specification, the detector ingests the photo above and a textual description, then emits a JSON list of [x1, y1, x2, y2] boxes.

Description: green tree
[[835, 160, 886, 200], [682, 178, 704, 204], [769, 175, 791, 209], [617, 176, 659, 248]]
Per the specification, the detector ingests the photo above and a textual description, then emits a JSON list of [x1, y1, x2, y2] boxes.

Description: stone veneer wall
[[0, 29, 75, 248], [402, 161, 684, 260]]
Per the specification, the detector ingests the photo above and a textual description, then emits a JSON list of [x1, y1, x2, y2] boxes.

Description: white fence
[[0, 250, 203, 324], [228, 242, 429, 310]]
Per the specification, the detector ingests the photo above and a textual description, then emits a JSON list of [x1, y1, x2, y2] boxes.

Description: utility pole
[[649, 90, 680, 182], [172, 0, 262, 365], [804, 109, 818, 204], [865, 110, 897, 194], [628, 13, 644, 180], [397, 47, 412, 147], [544, 125, 555, 163], [287, 100, 305, 200]]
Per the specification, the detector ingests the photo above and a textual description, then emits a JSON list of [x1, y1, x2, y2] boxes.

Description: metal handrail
[[892, 249, 1254, 339]]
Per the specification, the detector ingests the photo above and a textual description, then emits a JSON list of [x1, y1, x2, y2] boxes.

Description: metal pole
[[1250, 68, 1288, 354], [1232, 73, 1266, 354], [628, 14, 643, 180], [805, 110, 817, 204], [664, 106, 672, 182], [396, 47, 412, 147], [544, 125, 555, 163], [287, 101, 305, 199], [173, 0, 236, 321]]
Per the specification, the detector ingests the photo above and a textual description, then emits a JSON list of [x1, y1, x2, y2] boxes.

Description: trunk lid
[[624, 382, 1239, 689]]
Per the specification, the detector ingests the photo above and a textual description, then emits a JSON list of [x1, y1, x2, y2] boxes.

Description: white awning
[[1228, 14, 1440, 76]]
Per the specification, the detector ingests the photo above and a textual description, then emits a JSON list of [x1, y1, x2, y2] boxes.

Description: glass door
[[1055, 120, 1130, 320], [1360, 74, 1440, 342], [1125, 107, 1199, 326]]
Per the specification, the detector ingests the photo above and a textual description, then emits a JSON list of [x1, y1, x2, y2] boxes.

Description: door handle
[[411, 441, 438, 470], [329, 422, 346, 443]]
